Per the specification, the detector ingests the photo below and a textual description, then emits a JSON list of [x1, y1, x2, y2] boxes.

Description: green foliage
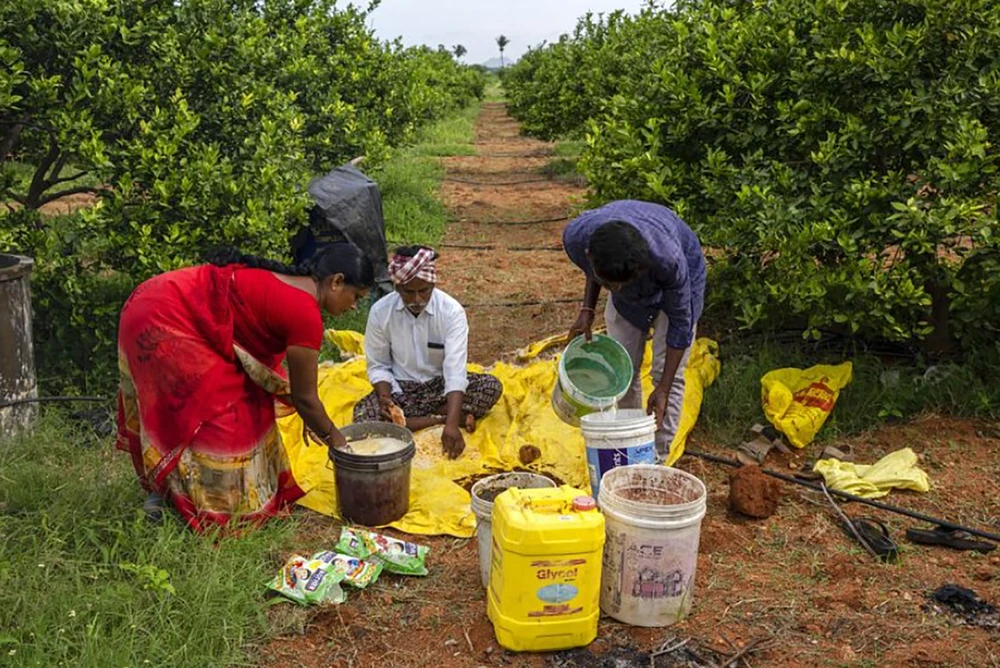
[[0, 0, 485, 393], [503, 0, 1000, 352]]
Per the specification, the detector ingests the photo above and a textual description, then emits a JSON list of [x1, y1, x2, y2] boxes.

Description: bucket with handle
[[551, 334, 633, 426], [580, 409, 657, 500], [331, 423, 416, 526], [470, 472, 557, 588]]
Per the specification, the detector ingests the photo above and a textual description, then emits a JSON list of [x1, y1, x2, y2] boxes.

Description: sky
[[368, 0, 654, 66]]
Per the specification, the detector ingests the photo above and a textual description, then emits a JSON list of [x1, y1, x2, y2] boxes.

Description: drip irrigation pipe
[[439, 243, 563, 252], [470, 153, 555, 158], [441, 177, 554, 186], [684, 449, 1000, 543], [386, 239, 563, 253], [463, 298, 578, 309], [447, 215, 571, 226], [0, 396, 107, 409]]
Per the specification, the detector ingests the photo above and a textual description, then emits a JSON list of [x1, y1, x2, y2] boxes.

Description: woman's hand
[[326, 427, 350, 452], [441, 423, 466, 459]]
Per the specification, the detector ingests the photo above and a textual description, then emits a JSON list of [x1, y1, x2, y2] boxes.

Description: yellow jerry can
[[487, 485, 606, 652]]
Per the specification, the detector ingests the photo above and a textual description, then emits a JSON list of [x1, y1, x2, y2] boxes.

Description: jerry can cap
[[572, 496, 597, 512]]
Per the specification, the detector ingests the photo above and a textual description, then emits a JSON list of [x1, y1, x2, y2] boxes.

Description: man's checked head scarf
[[389, 247, 438, 285]]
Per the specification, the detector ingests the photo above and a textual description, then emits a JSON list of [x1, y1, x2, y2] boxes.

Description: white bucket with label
[[599, 464, 707, 627], [470, 472, 557, 588], [580, 409, 657, 501]]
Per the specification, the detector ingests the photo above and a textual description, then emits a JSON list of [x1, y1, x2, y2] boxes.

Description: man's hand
[[441, 423, 466, 459], [647, 385, 670, 427], [568, 308, 596, 342], [377, 393, 397, 421]]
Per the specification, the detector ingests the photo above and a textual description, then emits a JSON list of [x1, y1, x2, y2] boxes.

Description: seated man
[[354, 245, 503, 458]]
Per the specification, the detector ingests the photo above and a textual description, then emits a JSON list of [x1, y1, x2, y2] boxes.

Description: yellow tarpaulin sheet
[[813, 447, 930, 499], [280, 332, 720, 537]]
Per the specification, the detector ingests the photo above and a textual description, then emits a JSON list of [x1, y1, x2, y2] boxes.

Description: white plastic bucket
[[580, 409, 657, 500], [470, 472, 557, 588], [599, 465, 707, 627]]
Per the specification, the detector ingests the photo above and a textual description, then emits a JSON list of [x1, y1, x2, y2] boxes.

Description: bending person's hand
[[568, 307, 596, 342]]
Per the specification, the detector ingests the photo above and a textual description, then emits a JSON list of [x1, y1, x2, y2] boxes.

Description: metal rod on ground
[[0, 396, 107, 409], [684, 449, 1000, 543]]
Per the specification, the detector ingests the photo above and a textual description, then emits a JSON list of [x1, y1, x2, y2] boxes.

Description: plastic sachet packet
[[314, 551, 383, 588], [336, 527, 430, 576], [268, 553, 347, 605]]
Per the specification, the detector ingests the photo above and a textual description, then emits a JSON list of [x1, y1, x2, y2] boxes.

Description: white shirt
[[364, 288, 470, 395]]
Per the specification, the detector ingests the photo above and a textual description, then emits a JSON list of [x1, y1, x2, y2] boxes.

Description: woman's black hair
[[206, 242, 375, 288], [392, 244, 440, 261], [587, 221, 652, 283]]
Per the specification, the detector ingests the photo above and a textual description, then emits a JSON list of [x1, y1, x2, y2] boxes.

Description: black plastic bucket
[[331, 423, 415, 526]]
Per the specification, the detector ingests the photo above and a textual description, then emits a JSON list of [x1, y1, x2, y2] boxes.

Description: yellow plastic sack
[[761, 361, 853, 448], [280, 332, 720, 537], [813, 448, 930, 499]]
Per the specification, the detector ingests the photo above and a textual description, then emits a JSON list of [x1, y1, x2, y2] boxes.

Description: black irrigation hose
[[441, 177, 554, 186], [439, 243, 563, 252], [471, 153, 555, 158], [463, 298, 578, 309], [714, 327, 920, 360], [685, 449, 1000, 544], [0, 396, 107, 409], [388, 240, 563, 253], [447, 215, 571, 226]]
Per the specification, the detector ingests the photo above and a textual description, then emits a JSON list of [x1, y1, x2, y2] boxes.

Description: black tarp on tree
[[293, 163, 392, 298]]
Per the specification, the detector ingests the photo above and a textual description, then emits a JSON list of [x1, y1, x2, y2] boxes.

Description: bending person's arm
[[287, 345, 347, 449]]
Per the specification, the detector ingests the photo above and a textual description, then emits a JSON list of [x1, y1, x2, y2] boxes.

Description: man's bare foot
[[463, 413, 477, 433]]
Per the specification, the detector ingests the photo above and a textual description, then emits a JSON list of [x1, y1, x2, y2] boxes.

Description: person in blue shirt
[[563, 200, 706, 460]]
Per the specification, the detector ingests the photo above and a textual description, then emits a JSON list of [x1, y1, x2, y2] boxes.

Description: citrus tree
[[0, 0, 485, 392], [505, 0, 1000, 353]]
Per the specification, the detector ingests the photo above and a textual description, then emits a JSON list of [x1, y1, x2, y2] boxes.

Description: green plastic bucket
[[551, 334, 634, 426]]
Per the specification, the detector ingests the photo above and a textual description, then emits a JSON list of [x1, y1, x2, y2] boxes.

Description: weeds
[[698, 336, 1000, 448], [0, 413, 298, 667]]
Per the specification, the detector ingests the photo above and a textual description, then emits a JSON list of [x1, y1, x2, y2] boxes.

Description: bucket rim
[[580, 409, 655, 431], [557, 334, 633, 403], [470, 472, 557, 517], [334, 422, 416, 465], [599, 464, 707, 516], [331, 441, 416, 469]]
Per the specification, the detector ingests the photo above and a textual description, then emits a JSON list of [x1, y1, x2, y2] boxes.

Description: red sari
[[116, 264, 323, 533]]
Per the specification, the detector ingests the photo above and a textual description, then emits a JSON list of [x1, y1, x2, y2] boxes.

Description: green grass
[[483, 78, 504, 102], [374, 102, 480, 248], [0, 413, 298, 667], [552, 139, 586, 158], [698, 336, 1000, 447], [407, 104, 480, 157]]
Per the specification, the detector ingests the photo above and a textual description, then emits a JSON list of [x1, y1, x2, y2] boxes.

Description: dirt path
[[436, 101, 591, 363], [261, 104, 1000, 668]]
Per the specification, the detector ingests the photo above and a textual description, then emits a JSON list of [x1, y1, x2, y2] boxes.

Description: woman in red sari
[[116, 242, 373, 532]]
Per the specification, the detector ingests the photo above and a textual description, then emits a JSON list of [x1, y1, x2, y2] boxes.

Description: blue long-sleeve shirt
[[563, 200, 706, 349]]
